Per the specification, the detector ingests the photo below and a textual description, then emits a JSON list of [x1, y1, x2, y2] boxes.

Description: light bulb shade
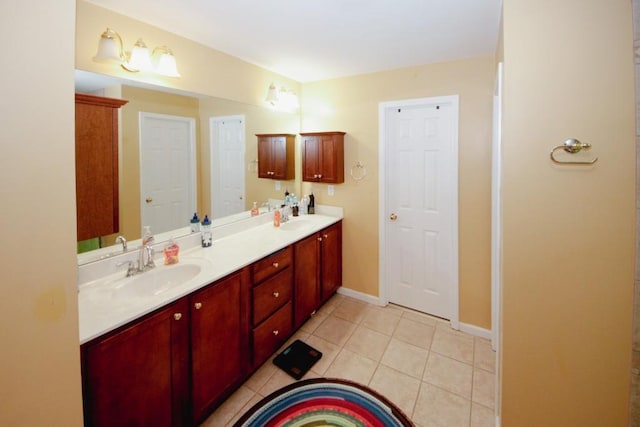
[[265, 83, 279, 105], [153, 46, 180, 77], [124, 38, 153, 72], [93, 28, 123, 63]]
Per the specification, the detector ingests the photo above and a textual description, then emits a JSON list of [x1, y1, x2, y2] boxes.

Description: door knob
[[390, 213, 398, 221], [145, 197, 153, 203]]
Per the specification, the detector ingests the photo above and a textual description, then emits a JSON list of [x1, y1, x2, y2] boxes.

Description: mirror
[[75, 70, 301, 265]]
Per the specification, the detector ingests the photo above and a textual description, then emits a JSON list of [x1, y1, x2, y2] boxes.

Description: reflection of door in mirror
[[210, 115, 245, 219], [140, 113, 197, 235]]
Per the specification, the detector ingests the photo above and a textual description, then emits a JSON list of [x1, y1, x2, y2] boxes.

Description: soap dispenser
[[201, 215, 212, 247], [142, 226, 154, 245], [190, 212, 200, 233], [251, 201, 259, 217]]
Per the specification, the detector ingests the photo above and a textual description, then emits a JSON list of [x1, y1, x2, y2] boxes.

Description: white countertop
[[78, 211, 342, 345]]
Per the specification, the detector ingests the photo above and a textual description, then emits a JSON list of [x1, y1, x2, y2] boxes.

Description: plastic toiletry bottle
[[201, 215, 212, 247], [251, 201, 259, 217], [190, 213, 200, 233], [300, 195, 309, 215], [142, 226, 154, 245], [163, 239, 180, 265], [284, 190, 291, 207], [292, 194, 299, 216], [273, 209, 281, 227], [308, 193, 315, 214]]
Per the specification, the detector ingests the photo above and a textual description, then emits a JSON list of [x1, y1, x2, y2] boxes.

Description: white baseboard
[[336, 287, 383, 306], [459, 322, 492, 340]]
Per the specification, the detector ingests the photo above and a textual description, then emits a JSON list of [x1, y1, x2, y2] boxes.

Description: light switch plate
[[328, 185, 334, 196], [275, 181, 281, 191]]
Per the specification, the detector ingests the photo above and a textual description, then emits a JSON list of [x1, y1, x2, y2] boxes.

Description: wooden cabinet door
[[190, 270, 250, 423], [319, 134, 344, 183], [82, 299, 189, 427], [271, 136, 289, 179], [320, 222, 343, 302], [257, 136, 274, 178], [294, 233, 320, 328], [256, 134, 295, 180], [301, 135, 320, 182]]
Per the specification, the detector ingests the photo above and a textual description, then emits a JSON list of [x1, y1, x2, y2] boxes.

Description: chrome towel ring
[[350, 161, 367, 181], [550, 138, 598, 165]]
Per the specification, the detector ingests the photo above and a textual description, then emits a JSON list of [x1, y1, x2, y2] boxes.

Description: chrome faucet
[[261, 200, 272, 212], [138, 244, 155, 272], [115, 235, 127, 252]]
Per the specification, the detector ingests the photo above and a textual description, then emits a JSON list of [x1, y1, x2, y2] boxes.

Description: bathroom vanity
[[78, 212, 342, 426]]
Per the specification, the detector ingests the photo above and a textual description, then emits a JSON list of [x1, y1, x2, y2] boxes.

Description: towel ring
[[350, 161, 367, 181], [550, 138, 598, 165]]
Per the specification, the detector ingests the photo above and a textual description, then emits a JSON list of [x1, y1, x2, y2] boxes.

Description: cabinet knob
[[273, 291, 280, 298], [174, 313, 182, 321], [194, 302, 202, 310], [318, 174, 322, 179], [272, 330, 279, 336], [317, 237, 323, 242], [323, 234, 328, 239], [272, 262, 279, 268]]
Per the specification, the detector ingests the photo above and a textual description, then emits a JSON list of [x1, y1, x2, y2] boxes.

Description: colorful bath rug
[[273, 339, 322, 380], [233, 378, 413, 427]]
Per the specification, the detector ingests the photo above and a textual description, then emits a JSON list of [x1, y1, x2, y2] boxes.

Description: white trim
[[336, 287, 384, 306], [378, 95, 460, 329], [459, 322, 493, 340]]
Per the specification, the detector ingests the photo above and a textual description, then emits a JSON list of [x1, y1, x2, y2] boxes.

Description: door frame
[[209, 115, 246, 218], [139, 112, 197, 232], [378, 95, 460, 329]]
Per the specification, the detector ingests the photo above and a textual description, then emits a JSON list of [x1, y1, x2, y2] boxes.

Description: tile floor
[[201, 293, 496, 427]]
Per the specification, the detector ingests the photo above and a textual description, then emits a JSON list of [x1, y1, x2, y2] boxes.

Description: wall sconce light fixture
[[93, 28, 180, 77], [265, 83, 299, 111]]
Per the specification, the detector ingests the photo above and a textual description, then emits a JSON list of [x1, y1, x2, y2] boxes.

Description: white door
[[380, 96, 459, 326], [210, 116, 245, 218], [140, 112, 196, 235]]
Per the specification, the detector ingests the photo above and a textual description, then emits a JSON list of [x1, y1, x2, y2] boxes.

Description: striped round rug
[[233, 378, 413, 427]]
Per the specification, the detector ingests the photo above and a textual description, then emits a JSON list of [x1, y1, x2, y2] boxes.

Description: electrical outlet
[[328, 185, 334, 196], [275, 181, 281, 191]]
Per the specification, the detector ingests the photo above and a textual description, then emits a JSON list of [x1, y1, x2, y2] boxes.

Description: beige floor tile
[[361, 306, 402, 336], [312, 315, 357, 346], [316, 293, 346, 316], [243, 361, 277, 392], [401, 308, 439, 326], [474, 338, 496, 373], [472, 368, 495, 409], [298, 312, 327, 334], [471, 402, 495, 427], [324, 348, 377, 385], [393, 317, 435, 350], [331, 298, 370, 323], [223, 394, 263, 427], [344, 325, 391, 361], [257, 367, 323, 398], [412, 383, 471, 427], [380, 338, 428, 379], [430, 327, 474, 364], [423, 353, 472, 399], [369, 365, 421, 417], [304, 334, 341, 375], [200, 386, 255, 427]]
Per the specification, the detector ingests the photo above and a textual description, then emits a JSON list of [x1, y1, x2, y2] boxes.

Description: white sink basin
[[118, 263, 203, 298], [279, 217, 314, 231]]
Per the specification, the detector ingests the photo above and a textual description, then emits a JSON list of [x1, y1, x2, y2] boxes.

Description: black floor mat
[[273, 339, 323, 380]]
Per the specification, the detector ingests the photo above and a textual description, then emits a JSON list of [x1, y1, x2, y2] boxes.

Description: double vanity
[[78, 208, 343, 426]]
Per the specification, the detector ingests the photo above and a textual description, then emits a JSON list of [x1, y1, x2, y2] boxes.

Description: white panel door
[[210, 116, 245, 219], [383, 97, 459, 322], [140, 112, 196, 235]]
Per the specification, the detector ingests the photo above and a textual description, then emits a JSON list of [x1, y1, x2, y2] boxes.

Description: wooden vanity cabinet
[[190, 269, 250, 424], [75, 94, 128, 241], [251, 247, 294, 367], [81, 299, 190, 427], [256, 133, 295, 180], [293, 221, 343, 328], [300, 132, 345, 184]]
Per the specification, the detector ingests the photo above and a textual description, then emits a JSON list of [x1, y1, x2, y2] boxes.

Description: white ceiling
[[85, 0, 502, 83]]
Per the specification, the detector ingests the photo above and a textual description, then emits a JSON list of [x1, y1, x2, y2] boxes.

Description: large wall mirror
[[75, 70, 301, 265]]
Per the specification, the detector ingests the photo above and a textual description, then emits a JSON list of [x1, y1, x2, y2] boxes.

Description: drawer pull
[[272, 330, 279, 336], [317, 237, 322, 242], [273, 291, 280, 298], [194, 302, 202, 310], [174, 313, 182, 321], [324, 234, 328, 239], [272, 262, 279, 268]]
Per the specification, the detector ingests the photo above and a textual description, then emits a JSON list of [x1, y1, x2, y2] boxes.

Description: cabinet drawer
[[252, 246, 293, 284], [253, 301, 293, 367], [253, 268, 292, 326]]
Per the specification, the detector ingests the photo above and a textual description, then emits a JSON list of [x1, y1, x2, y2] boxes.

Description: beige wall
[[0, 1, 83, 425], [301, 56, 495, 328], [500, 0, 635, 424]]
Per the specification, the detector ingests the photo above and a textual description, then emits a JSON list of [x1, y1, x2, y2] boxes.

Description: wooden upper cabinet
[[75, 93, 128, 241], [256, 134, 295, 180], [300, 131, 345, 184]]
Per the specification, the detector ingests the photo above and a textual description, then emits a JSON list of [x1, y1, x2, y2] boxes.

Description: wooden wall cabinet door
[[81, 299, 189, 427], [190, 270, 250, 424], [256, 134, 295, 180], [75, 93, 128, 241], [300, 132, 345, 184]]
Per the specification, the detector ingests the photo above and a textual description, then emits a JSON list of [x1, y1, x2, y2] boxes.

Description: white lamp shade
[[93, 30, 122, 63], [154, 48, 180, 77], [126, 39, 153, 72], [265, 83, 279, 105]]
